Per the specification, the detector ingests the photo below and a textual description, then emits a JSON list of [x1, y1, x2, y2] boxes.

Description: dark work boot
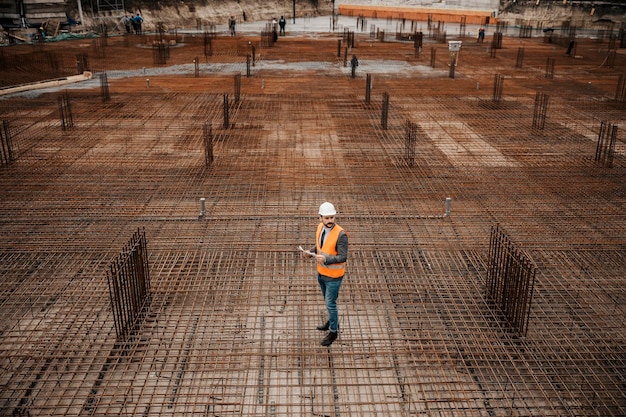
[[316, 321, 329, 331], [321, 331, 338, 346]]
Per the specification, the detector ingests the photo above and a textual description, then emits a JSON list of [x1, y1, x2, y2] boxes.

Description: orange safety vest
[[316, 223, 346, 278]]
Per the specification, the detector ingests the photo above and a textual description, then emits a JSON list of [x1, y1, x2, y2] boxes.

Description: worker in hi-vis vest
[[302, 202, 348, 346]]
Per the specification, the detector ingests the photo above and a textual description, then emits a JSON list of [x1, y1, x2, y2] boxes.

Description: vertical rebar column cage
[[234, 73, 241, 103], [519, 25, 532, 38], [492, 32, 503, 49], [106, 228, 151, 343], [532, 91, 549, 130], [486, 224, 537, 337], [204, 33, 213, 57], [493, 74, 504, 102], [57, 92, 74, 130], [152, 42, 168, 65], [156, 21, 166, 43], [203, 123, 214, 166], [100, 72, 110, 102], [223, 94, 230, 129], [404, 119, 417, 166], [0, 120, 15, 165], [615, 73, 626, 102], [595, 121, 618, 168], [381, 92, 389, 130]]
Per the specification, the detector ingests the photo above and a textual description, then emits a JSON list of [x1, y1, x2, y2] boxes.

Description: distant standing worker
[[133, 13, 143, 34], [279, 16, 286, 35], [229, 15, 236, 36], [123, 14, 132, 34], [350, 55, 359, 78], [303, 202, 348, 347], [477, 27, 485, 43]]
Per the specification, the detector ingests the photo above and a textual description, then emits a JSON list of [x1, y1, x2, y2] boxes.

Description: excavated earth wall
[[71, 0, 625, 35]]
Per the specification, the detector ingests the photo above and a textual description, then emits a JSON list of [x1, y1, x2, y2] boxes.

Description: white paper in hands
[[297, 246, 316, 257]]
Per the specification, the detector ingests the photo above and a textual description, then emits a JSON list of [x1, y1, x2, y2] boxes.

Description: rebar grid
[[1, 31, 625, 416]]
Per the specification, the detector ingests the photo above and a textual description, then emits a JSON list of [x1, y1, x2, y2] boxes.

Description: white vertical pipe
[[199, 198, 206, 217]]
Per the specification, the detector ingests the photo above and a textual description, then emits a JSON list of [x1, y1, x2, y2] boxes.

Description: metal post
[[381, 92, 389, 130], [449, 51, 455, 78], [199, 198, 206, 218], [223, 94, 230, 129], [203, 123, 214, 166]]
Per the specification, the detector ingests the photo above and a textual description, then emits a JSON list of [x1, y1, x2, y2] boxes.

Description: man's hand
[[298, 246, 316, 259], [315, 254, 326, 264]]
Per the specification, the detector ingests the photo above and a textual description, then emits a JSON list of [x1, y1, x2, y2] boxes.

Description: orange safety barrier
[[338, 4, 497, 25]]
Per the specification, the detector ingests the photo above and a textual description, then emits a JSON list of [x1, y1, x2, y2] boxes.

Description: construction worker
[[302, 202, 349, 346], [229, 15, 236, 36], [37, 25, 45, 41], [132, 13, 143, 34], [279, 16, 286, 35], [123, 14, 132, 34], [350, 55, 359, 78], [477, 27, 485, 43]]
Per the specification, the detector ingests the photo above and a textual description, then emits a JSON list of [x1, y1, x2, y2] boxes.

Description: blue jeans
[[318, 274, 343, 332]]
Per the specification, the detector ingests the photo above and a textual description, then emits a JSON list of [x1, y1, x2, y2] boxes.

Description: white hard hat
[[319, 202, 337, 216]]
